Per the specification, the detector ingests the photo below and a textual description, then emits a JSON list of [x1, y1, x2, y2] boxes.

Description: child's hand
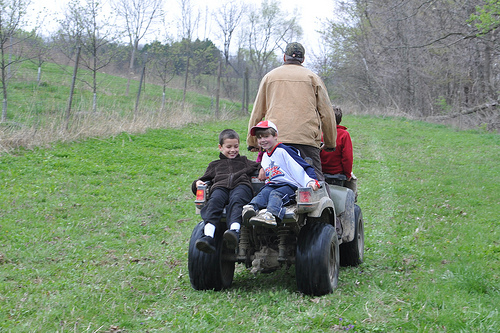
[[258, 168, 266, 181], [307, 180, 320, 191], [196, 180, 206, 187]]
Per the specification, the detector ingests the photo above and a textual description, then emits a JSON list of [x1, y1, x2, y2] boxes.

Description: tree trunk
[[93, 54, 97, 113], [161, 89, 166, 113], [37, 67, 41, 85], [66, 45, 81, 131], [241, 69, 246, 114], [244, 67, 249, 114], [182, 56, 190, 111], [215, 60, 222, 119], [126, 42, 137, 97], [135, 59, 147, 115], [1, 60, 7, 122]]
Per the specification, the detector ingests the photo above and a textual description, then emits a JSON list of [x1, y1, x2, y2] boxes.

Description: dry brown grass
[[339, 102, 500, 132], [425, 107, 500, 132], [337, 102, 416, 119], [0, 103, 212, 154]]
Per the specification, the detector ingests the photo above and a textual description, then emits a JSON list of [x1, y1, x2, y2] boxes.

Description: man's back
[[248, 64, 335, 149]]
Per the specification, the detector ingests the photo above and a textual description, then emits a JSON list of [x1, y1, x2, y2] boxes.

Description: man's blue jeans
[[249, 183, 297, 221]]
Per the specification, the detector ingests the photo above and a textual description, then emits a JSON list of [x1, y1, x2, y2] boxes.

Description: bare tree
[[144, 40, 175, 112], [177, 0, 199, 41], [113, 0, 163, 96], [54, 0, 85, 122], [212, 1, 246, 115], [28, 32, 51, 85], [177, 0, 200, 109], [26, 3, 53, 86], [213, 0, 245, 65], [245, 0, 302, 81], [57, 0, 120, 113], [79, 0, 119, 112], [55, 0, 84, 59], [0, 0, 33, 122], [319, 0, 499, 123]]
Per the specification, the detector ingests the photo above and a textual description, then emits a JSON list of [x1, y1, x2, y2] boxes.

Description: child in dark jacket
[[192, 129, 263, 253]]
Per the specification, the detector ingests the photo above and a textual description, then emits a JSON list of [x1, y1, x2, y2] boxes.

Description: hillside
[[0, 116, 498, 331], [0, 60, 245, 153]]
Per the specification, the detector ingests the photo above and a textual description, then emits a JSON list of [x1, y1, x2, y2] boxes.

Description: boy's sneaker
[[223, 229, 240, 249], [249, 211, 277, 227], [242, 205, 257, 223], [195, 235, 216, 254]]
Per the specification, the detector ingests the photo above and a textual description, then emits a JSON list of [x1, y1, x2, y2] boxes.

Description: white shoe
[[242, 205, 257, 223]]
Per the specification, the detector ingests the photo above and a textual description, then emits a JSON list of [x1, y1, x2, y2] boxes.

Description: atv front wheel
[[296, 222, 339, 296], [188, 221, 235, 290]]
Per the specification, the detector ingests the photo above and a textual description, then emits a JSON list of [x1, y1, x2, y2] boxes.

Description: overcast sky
[[29, 0, 336, 58]]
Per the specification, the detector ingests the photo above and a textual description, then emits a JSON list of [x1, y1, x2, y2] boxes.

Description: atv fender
[[307, 195, 335, 218], [329, 185, 356, 242]]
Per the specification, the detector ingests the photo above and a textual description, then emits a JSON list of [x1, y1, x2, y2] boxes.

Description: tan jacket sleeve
[[315, 78, 337, 149]]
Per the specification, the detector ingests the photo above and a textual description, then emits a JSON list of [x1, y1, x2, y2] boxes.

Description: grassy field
[[10, 61, 240, 119], [1, 60, 245, 152], [0, 116, 499, 332]]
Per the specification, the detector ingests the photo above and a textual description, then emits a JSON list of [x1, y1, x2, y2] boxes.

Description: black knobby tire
[[296, 222, 340, 296], [188, 221, 235, 291], [339, 204, 364, 266]]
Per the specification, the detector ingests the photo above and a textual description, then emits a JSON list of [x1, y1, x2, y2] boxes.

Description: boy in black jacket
[[192, 129, 263, 253]]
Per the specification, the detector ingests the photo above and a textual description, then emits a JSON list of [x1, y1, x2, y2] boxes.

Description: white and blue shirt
[[262, 143, 317, 188]]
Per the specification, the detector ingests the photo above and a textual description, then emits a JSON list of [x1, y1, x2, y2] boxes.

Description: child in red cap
[[242, 121, 319, 227]]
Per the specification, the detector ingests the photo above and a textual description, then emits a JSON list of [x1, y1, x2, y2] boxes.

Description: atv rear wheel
[[188, 221, 235, 290], [340, 204, 364, 266], [296, 222, 339, 296]]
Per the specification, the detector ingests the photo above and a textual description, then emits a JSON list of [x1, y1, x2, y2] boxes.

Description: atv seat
[[324, 173, 347, 187]]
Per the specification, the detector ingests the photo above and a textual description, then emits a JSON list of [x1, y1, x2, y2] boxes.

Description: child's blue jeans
[[249, 183, 297, 221]]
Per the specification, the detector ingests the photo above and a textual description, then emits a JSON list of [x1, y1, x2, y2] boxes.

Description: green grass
[[0, 116, 498, 332]]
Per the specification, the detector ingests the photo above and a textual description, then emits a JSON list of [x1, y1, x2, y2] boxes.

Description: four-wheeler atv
[[188, 174, 364, 296]]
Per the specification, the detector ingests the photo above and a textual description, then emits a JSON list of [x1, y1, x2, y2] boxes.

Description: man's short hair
[[219, 129, 239, 145]]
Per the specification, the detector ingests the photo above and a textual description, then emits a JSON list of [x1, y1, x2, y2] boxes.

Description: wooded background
[[319, 0, 500, 130], [1, 0, 499, 130]]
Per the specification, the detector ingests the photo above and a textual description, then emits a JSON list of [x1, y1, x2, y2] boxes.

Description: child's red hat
[[250, 120, 278, 136]]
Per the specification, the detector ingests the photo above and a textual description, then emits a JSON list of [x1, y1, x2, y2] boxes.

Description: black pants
[[200, 184, 253, 229]]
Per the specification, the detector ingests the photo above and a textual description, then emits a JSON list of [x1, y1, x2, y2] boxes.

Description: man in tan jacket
[[247, 42, 336, 180]]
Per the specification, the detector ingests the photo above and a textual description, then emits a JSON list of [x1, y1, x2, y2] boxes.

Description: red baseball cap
[[250, 120, 278, 136]]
